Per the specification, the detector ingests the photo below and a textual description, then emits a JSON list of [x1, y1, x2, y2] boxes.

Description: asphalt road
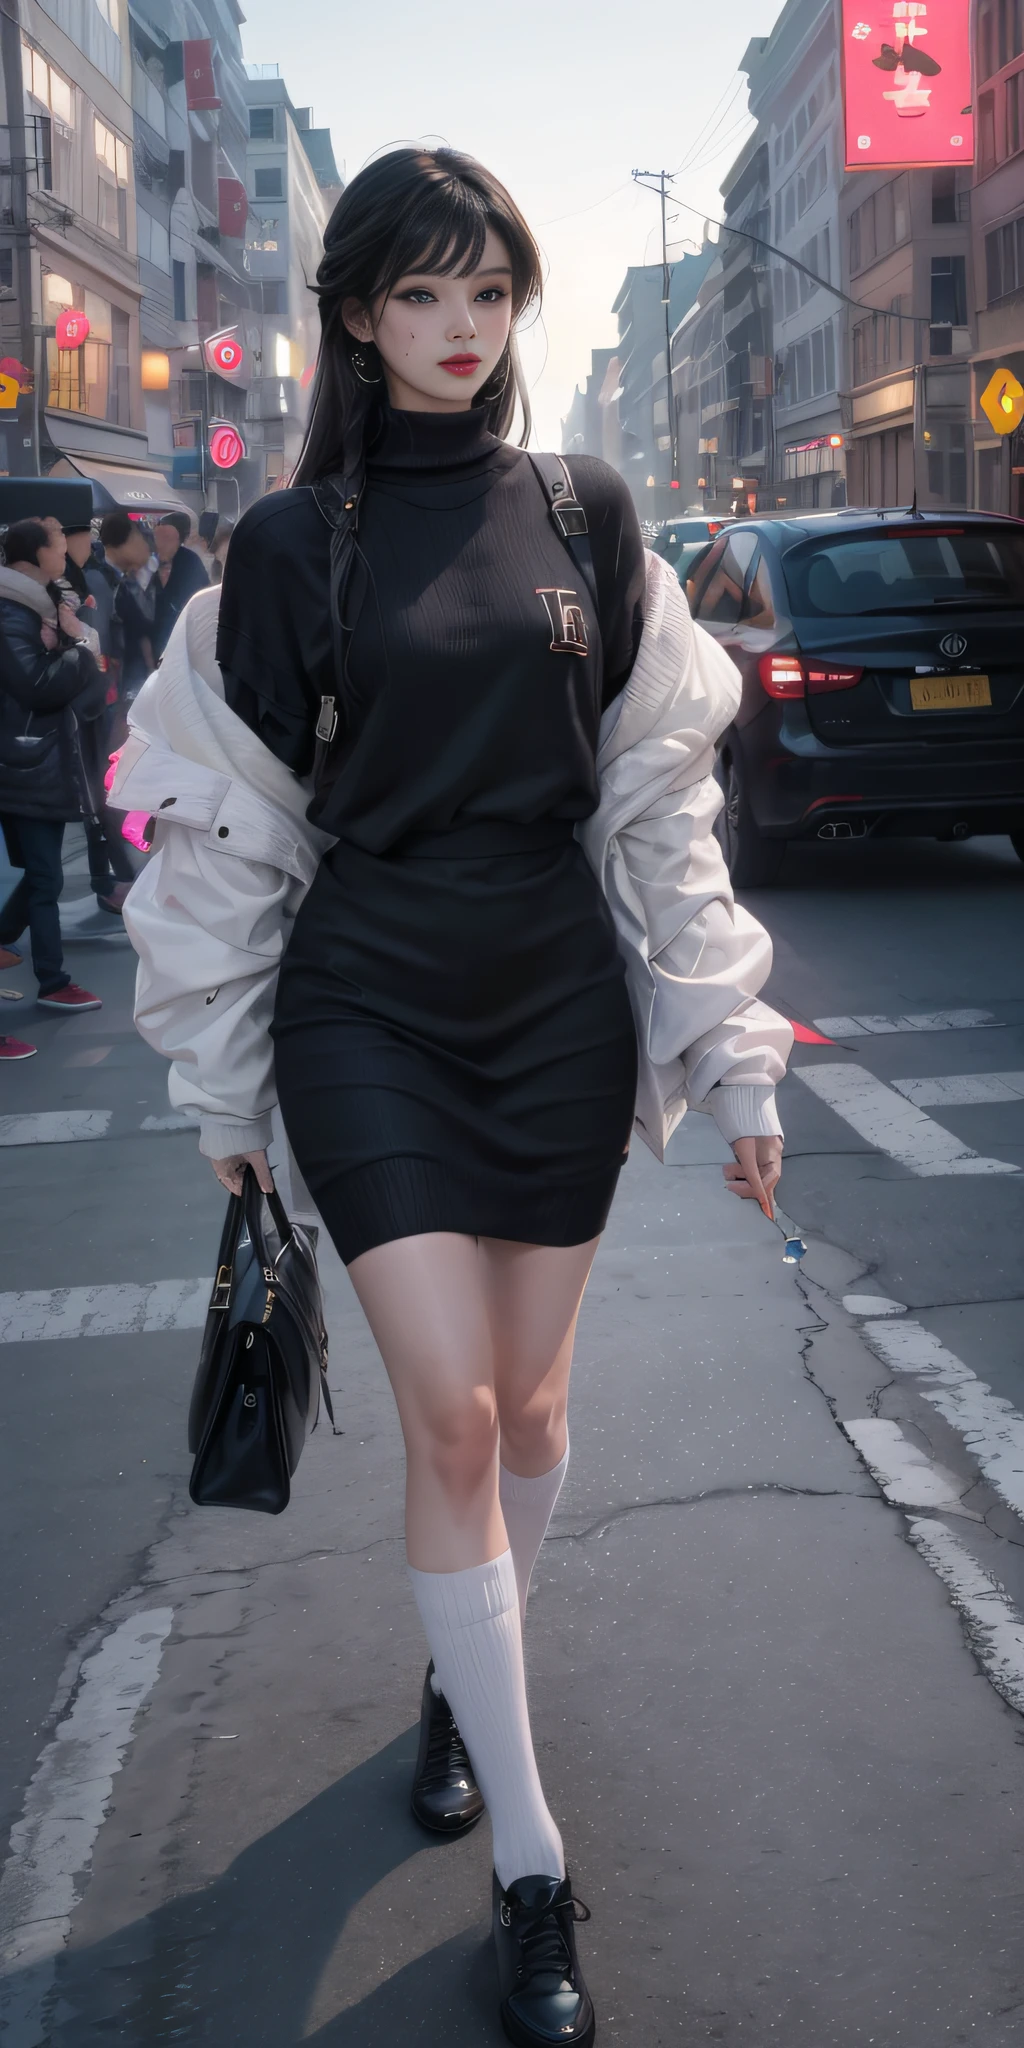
[[1, 826, 1023, 2046]]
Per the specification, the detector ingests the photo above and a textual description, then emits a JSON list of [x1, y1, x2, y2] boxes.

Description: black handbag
[[188, 1168, 335, 1514]]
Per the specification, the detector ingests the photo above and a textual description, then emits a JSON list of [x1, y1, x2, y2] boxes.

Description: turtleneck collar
[[368, 403, 502, 473]]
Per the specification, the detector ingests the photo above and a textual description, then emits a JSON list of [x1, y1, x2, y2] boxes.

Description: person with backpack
[[110, 149, 791, 2046], [0, 517, 106, 1027]]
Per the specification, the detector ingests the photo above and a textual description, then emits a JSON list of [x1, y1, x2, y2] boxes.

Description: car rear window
[[782, 527, 1024, 616]]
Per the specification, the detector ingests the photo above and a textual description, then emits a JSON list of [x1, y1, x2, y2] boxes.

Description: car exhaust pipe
[[817, 819, 868, 840]]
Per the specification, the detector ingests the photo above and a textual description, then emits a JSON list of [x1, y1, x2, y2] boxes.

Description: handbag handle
[[241, 1164, 295, 1267]]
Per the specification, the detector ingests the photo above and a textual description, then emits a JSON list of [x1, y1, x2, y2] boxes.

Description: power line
[[663, 179, 921, 322], [672, 76, 747, 176]]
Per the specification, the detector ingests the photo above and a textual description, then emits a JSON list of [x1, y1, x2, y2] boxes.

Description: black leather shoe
[[410, 1663, 484, 1835], [492, 1870, 595, 2047]]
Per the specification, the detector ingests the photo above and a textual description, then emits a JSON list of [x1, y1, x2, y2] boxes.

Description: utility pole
[[0, 0, 39, 473], [632, 168, 678, 492]]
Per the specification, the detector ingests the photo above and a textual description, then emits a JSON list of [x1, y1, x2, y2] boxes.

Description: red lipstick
[[439, 354, 481, 376]]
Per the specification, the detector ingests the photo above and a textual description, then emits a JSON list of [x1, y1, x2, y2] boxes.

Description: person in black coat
[[0, 519, 105, 1011], [152, 511, 210, 656]]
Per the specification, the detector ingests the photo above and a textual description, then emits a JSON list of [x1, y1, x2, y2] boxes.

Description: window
[[95, 118, 128, 184], [172, 258, 186, 322], [930, 255, 967, 326], [253, 167, 283, 199], [783, 529, 1024, 618], [45, 278, 129, 425], [95, 117, 129, 242], [0, 249, 12, 291], [848, 175, 910, 275], [137, 208, 170, 271], [999, 0, 1024, 68], [22, 42, 74, 124], [249, 106, 275, 138], [690, 532, 760, 627], [739, 551, 776, 629], [979, 89, 997, 171], [932, 168, 957, 223], [985, 210, 1024, 299], [1009, 68, 1023, 155], [778, 318, 836, 407]]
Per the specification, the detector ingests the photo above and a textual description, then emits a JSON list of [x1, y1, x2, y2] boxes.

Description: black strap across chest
[[309, 450, 598, 773]]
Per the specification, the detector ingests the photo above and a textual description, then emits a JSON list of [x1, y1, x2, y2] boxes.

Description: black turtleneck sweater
[[216, 406, 646, 852]]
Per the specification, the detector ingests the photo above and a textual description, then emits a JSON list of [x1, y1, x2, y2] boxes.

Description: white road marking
[[863, 1318, 1024, 1521], [891, 1072, 1024, 1107], [0, 1278, 210, 1343], [843, 1293, 907, 1316], [905, 1519, 1024, 1717], [0, 1607, 173, 2033], [0, 1110, 112, 1147], [813, 1010, 1003, 1037], [841, 1417, 979, 1517], [795, 1063, 1019, 1175]]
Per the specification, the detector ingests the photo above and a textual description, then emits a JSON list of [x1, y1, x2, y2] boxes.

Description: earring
[[350, 344, 383, 386]]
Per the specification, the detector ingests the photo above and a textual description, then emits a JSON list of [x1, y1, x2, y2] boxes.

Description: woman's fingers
[[209, 1149, 275, 1198], [726, 1138, 775, 1220]]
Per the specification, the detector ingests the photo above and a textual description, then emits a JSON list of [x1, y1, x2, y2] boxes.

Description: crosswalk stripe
[[905, 1520, 1024, 1717], [0, 1279, 209, 1343], [0, 1111, 112, 1146], [891, 1072, 1024, 1107], [841, 1417, 978, 1516], [813, 1010, 1002, 1037], [794, 1063, 1019, 1175], [862, 1318, 1024, 1520]]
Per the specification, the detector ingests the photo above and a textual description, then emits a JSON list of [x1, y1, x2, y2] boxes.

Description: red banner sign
[[218, 179, 248, 237], [183, 39, 221, 112], [55, 309, 90, 350], [841, 0, 974, 169]]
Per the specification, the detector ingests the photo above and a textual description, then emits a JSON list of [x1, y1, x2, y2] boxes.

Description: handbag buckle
[[209, 1263, 233, 1310], [262, 1288, 276, 1325]]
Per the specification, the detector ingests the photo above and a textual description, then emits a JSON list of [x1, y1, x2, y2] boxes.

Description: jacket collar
[[0, 563, 56, 621]]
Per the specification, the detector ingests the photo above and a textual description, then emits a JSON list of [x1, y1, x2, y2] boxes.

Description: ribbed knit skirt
[[271, 820, 637, 1265]]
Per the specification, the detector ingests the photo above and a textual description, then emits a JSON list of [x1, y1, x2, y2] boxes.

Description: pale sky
[[237, 0, 777, 448]]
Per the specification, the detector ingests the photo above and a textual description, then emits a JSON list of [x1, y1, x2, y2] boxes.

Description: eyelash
[[399, 287, 507, 306]]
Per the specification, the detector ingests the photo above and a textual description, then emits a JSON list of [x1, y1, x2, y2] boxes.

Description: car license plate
[[910, 674, 992, 711]]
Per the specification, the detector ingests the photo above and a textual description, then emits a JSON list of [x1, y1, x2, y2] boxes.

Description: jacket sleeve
[[0, 623, 106, 716], [109, 733, 317, 1160], [585, 566, 793, 1144]]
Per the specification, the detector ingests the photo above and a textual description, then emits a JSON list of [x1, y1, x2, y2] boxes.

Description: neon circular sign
[[56, 310, 91, 350], [208, 333, 244, 374], [209, 421, 246, 469]]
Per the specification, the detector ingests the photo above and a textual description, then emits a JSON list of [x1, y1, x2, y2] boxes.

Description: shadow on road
[[761, 832, 1024, 896], [35, 1727, 498, 2047]]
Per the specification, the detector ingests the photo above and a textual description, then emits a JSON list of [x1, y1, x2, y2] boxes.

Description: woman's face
[[38, 526, 67, 581], [343, 225, 514, 414]]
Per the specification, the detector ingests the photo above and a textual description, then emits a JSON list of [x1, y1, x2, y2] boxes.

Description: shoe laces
[[424, 1696, 472, 1783], [511, 1889, 591, 1984]]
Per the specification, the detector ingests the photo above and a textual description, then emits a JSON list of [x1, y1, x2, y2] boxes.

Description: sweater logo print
[[535, 587, 588, 658]]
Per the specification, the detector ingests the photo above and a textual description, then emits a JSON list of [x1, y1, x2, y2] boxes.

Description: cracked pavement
[[3, 834, 1024, 2044]]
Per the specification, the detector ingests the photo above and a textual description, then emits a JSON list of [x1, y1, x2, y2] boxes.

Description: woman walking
[[113, 148, 791, 2045]]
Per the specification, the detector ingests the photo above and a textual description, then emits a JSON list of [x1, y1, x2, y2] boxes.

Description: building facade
[[242, 66, 341, 490], [1, 0, 150, 490], [970, 0, 1024, 515]]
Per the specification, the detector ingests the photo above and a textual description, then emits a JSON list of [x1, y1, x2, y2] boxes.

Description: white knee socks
[[409, 1549, 565, 1888], [499, 1442, 569, 1621]]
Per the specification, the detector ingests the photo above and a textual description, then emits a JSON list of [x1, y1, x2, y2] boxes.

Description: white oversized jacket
[[110, 552, 792, 1167]]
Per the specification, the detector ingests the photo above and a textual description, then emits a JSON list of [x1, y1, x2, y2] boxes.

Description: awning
[[48, 455, 194, 518]]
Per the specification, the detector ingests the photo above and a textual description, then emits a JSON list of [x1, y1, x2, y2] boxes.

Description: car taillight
[[805, 664, 864, 693], [758, 655, 864, 698], [758, 654, 806, 697], [707, 520, 723, 536]]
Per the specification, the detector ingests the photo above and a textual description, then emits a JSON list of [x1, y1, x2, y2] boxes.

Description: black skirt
[[271, 820, 637, 1265]]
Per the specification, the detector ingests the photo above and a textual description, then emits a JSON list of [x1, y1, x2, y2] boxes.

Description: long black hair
[[292, 147, 543, 488]]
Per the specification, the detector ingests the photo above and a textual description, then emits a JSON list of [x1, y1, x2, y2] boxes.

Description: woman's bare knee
[[498, 1386, 568, 1475], [417, 1380, 500, 1511]]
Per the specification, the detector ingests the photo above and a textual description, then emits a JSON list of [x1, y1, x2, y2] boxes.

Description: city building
[[242, 65, 342, 490], [749, 1, 846, 509], [562, 344, 621, 467], [1, 0, 155, 496], [604, 246, 714, 522], [970, 0, 1024, 515]]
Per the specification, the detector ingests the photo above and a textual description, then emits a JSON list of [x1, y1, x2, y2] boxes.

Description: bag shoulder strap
[[526, 453, 600, 616], [310, 472, 361, 761]]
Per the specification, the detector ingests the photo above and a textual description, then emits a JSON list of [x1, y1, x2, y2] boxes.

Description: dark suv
[[684, 510, 1024, 885]]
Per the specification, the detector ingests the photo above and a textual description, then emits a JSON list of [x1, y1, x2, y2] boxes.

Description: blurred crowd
[[0, 506, 233, 1061]]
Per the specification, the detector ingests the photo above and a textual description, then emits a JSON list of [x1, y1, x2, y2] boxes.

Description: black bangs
[[377, 183, 491, 297]]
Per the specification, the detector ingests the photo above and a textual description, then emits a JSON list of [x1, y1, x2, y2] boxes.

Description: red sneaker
[[0, 1034, 36, 1059], [0, 947, 22, 969], [36, 984, 103, 1013]]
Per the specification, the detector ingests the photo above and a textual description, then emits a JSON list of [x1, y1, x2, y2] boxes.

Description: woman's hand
[[57, 602, 86, 641], [39, 622, 59, 651], [210, 1148, 275, 1197], [723, 1135, 783, 1220]]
